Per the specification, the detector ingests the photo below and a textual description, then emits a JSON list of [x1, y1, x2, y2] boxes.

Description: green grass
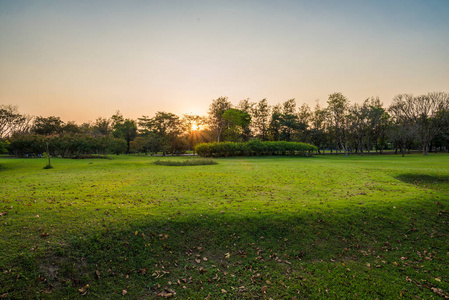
[[0, 154, 448, 299]]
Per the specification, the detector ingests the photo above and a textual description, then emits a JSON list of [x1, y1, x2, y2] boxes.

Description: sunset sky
[[1, 0, 448, 123]]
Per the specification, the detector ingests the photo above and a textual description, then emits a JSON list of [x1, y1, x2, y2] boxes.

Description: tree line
[[1, 91, 448, 157]]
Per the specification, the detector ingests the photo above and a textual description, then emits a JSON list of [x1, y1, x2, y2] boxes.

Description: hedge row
[[9, 133, 127, 158], [195, 140, 317, 157]]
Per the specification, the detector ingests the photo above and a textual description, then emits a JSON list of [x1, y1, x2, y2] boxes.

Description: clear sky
[[1, 0, 448, 123]]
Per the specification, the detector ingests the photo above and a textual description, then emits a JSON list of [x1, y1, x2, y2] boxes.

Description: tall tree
[[268, 104, 282, 141], [112, 111, 137, 153], [363, 97, 388, 153], [251, 99, 270, 141], [139, 112, 184, 155], [0, 105, 33, 138], [63, 121, 81, 134], [94, 117, 111, 136], [222, 108, 251, 142], [32, 116, 64, 135], [208, 97, 232, 142], [347, 102, 367, 154], [327, 93, 350, 156], [237, 99, 254, 141], [388, 97, 417, 157], [310, 101, 328, 154], [182, 114, 207, 154], [279, 99, 302, 141], [389, 93, 449, 155], [297, 103, 312, 143]]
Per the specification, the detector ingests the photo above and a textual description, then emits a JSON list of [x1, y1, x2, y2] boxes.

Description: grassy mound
[[153, 158, 218, 166]]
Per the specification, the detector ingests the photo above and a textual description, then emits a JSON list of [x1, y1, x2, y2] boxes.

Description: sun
[[191, 122, 199, 131]]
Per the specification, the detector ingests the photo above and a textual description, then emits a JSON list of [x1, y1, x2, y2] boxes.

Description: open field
[[0, 154, 448, 299]]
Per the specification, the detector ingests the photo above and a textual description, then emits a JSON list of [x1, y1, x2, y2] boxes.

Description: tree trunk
[[422, 142, 428, 155]]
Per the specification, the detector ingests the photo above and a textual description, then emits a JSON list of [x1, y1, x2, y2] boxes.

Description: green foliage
[[0, 139, 9, 154], [8, 133, 127, 157], [153, 158, 218, 166], [32, 116, 65, 135], [112, 117, 138, 153], [138, 112, 188, 155], [222, 108, 251, 142], [195, 141, 317, 157]]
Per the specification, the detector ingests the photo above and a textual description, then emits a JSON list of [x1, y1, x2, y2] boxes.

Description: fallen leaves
[[156, 288, 176, 298], [152, 270, 170, 278], [78, 284, 89, 295], [139, 268, 147, 275]]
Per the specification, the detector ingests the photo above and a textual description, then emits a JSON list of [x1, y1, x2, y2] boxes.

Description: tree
[[182, 114, 207, 154], [327, 93, 350, 156], [347, 102, 366, 154], [388, 95, 418, 157], [63, 121, 81, 134], [93, 117, 111, 136], [389, 93, 449, 155], [111, 111, 137, 154], [139, 112, 184, 155], [310, 101, 328, 154], [222, 108, 251, 142], [32, 116, 64, 135], [363, 97, 388, 153], [208, 97, 232, 142], [297, 103, 312, 143], [251, 99, 270, 141], [268, 104, 282, 141], [237, 99, 254, 141], [279, 99, 299, 141], [0, 105, 33, 138], [129, 136, 147, 154]]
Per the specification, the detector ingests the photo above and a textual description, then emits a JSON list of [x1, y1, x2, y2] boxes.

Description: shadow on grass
[[6, 200, 448, 299], [395, 173, 449, 191]]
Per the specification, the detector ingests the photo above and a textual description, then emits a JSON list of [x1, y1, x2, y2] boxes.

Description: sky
[[1, 0, 448, 123]]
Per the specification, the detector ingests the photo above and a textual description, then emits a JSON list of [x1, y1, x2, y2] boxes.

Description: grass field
[[0, 154, 448, 299]]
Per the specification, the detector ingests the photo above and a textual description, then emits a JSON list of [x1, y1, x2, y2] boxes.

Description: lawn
[[0, 154, 448, 299]]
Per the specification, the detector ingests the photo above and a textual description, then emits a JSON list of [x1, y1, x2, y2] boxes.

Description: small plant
[[44, 142, 53, 169], [153, 158, 218, 166]]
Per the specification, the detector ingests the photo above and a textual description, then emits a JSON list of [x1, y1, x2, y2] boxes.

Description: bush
[[195, 141, 317, 157], [0, 139, 9, 155]]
